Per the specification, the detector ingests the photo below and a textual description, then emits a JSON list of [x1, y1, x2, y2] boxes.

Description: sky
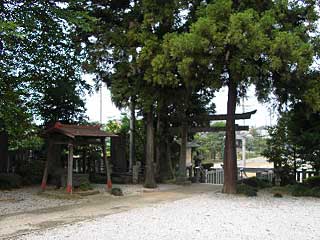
[[84, 75, 278, 128]]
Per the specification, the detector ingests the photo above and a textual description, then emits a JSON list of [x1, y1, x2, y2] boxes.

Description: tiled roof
[[44, 122, 117, 138]]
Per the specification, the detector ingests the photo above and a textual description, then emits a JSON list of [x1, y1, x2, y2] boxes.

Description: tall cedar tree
[[150, 0, 319, 193]]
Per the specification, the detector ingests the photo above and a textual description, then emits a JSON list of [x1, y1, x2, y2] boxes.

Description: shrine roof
[[43, 122, 117, 139]]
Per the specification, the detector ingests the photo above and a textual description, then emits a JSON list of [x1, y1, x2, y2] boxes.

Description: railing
[[205, 168, 224, 185], [205, 168, 274, 185], [206, 167, 318, 185]]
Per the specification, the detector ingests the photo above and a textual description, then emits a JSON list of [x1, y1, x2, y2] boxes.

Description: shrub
[[273, 192, 283, 198], [78, 182, 93, 191], [238, 177, 271, 189], [290, 184, 312, 197], [310, 187, 320, 198], [0, 174, 22, 190], [16, 158, 45, 185], [303, 176, 320, 188], [236, 184, 257, 197], [111, 187, 123, 196]]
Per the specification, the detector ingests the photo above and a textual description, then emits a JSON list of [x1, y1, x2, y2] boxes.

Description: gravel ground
[[94, 184, 180, 195], [0, 184, 178, 216], [17, 192, 320, 240], [0, 187, 81, 216]]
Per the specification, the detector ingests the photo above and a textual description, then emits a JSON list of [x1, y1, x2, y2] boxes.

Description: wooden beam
[[189, 125, 249, 133], [192, 110, 257, 121], [170, 125, 249, 134]]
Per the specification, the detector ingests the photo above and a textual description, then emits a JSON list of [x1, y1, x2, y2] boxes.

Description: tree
[[1, 0, 96, 171], [289, 102, 320, 175], [86, 0, 192, 186], [263, 113, 300, 184], [193, 122, 225, 162], [150, 0, 319, 193]]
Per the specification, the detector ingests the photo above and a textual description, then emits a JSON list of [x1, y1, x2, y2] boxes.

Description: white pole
[[242, 137, 246, 168], [100, 85, 103, 124]]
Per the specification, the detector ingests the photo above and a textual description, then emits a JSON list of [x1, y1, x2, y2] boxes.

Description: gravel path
[[0, 187, 81, 216], [0, 184, 178, 216], [17, 192, 320, 240]]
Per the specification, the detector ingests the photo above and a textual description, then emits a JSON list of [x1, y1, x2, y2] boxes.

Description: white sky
[[85, 75, 278, 127]]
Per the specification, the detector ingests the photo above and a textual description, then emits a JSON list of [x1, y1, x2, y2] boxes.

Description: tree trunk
[[223, 80, 238, 194], [155, 115, 161, 180], [129, 97, 136, 171], [177, 121, 188, 183], [0, 130, 9, 173], [165, 137, 174, 180], [156, 106, 174, 182], [144, 110, 157, 188]]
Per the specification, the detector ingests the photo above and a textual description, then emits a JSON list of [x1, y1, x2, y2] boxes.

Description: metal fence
[[206, 167, 318, 185], [205, 169, 224, 185], [205, 168, 274, 185]]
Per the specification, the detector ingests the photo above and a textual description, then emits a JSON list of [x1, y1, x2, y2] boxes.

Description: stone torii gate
[[41, 122, 117, 193], [176, 110, 257, 182]]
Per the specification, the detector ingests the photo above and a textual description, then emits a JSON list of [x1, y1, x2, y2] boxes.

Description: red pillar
[[102, 138, 112, 191], [67, 143, 74, 194]]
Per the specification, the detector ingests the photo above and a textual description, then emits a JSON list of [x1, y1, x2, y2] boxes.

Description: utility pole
[[129, 97, 136, 171], [100, 84, 103, 124]]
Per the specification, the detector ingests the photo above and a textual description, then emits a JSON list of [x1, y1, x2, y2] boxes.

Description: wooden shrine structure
[[41, 122, 117, 193]]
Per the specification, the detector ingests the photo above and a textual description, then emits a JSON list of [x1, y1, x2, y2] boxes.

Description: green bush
[[0, 174, 22, 190], [111, 187, 123, 196], [238, 177, 271, 189], [290, 184, 311, 197], [78, 182, 93, 191], [16, 158, 45, 185], [236, 184, 257, 197], [273, 192, 283, 198], [303, 176, 320, 188], [310, 187, 320, 198]]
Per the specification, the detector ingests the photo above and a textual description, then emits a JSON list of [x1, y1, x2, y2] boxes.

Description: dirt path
[[0, 184, 221, 239]]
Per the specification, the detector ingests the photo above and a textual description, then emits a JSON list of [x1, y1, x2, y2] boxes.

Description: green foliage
[[104, 114, 146, 163], [78, 182, 93, 191], [238, 177, 271, 189], [310, 187, 320, 198], [9, 125, 44, 150], [263, 113, 301, 180], [236, 184, 257, 197], [290, 184, 313, 197], [275, 184, 320, 198], [111, 187, 124, 196], [0, 174, 22, 190], [16, 158, 45, 185], [303, 176, 320, 188], [193, 122, 225, 162], [246, 128, 267, 156], [273, 192, 283, 198], [1, 1, 94, 147]]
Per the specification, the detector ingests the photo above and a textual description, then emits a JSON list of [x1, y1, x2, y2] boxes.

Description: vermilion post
[[67, 143, 74, 194], [102, 138, 112, 191]]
